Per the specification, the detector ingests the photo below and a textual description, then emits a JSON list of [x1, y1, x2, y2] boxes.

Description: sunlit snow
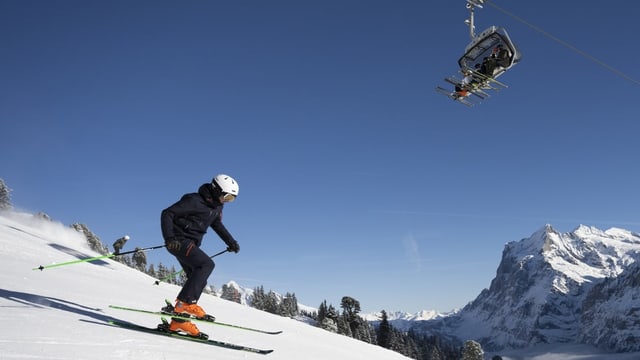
[[0, 211, 410, 360], [2, 211, 639, 359]]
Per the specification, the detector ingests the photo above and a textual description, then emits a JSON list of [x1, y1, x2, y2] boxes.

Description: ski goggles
[[222, 193, 236, 202]]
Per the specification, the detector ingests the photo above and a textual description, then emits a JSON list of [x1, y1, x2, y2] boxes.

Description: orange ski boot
[[167, 318, 207, 339], [173, 299, 206, 318]]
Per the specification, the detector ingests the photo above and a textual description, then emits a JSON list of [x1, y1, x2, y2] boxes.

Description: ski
[[467, 69, 508, 88], [435, 87, 476, 106], [108, 318, 274, 355], [444, 77, 491, 97], [108, 303, 283, 335]]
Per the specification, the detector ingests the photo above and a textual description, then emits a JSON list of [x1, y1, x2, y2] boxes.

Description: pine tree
[[429, 346, 444, 360], [320, 316, 338, 333], [280, 292, 298, 317], [120, 254, 134, 267], [70, 223, 108, 255], [0, 179, 11, 210], [317, 300, 328, 324], [326, 304, 338, 320], [354, 320, 375, 344], [337, 313, 352, 337], [395, 332, 419, 359], [165, 265, 184, 285], [203, 283, 215, 295], [377, 310, 392, 349], [340, 296, 362, 337], [221, 283, 241, 303], [147, 263, 157, 278], [388, 328, 405, 353], [132, 248, 147, 272], [156, 263, 169, 284], [300, 308, 317, 320], [461, 340, 484, 360], [251, 285, 266, 310], [317, 301, 338, 333], [264, 291, 279, 313]]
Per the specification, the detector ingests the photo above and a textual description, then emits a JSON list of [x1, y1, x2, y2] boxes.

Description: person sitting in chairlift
[[493, 44, 511, 68], [480, 56, 497, 77]]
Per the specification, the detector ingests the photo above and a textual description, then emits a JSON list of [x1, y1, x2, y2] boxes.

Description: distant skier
[[160, 174, 240, 336]]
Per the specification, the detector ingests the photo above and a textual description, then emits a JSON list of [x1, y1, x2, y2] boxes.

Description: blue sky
[[2, 1, 639, 314]]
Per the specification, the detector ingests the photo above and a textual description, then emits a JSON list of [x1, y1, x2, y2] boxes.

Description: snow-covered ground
[[2, 210, 639, 360], [0, 211, 410, 360]]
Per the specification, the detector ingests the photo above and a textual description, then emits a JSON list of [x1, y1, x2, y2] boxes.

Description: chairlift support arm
[[465, 0, 484, 39]]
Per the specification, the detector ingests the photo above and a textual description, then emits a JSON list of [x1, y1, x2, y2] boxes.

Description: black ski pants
[[168, 239, 215, 304]]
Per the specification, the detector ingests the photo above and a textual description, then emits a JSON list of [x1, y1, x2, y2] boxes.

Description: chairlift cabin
[[458, 26, 521, 79]]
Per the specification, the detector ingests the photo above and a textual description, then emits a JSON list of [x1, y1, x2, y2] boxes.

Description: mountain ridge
[[410, 224, 640, 352], [219, 223, 640, 353], [7, 208, 639, 355]]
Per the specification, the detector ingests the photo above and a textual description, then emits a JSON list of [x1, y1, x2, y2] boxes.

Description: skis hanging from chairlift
[[437, 0, 522, 106]]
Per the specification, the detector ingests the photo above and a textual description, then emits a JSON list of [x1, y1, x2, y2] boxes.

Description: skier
[[160, 174, 241, 336]]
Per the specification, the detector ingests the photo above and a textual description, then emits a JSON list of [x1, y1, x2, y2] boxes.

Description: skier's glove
[[226, 240, 240, 253], [166, 238, 181, 252]]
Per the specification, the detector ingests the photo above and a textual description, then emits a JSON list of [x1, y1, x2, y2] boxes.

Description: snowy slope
[[0, 211, 411, 360], [5, 211, 640, 360]]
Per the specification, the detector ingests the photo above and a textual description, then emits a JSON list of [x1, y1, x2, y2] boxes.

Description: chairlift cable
[[484, 0, 640, 86]]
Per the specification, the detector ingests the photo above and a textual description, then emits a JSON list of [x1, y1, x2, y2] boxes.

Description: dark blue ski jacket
[[161, 183, 236, 248]]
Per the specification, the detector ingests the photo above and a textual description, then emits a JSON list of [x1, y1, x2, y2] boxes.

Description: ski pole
[[33, 238, 166, 271], [153, 249, 229, 285]]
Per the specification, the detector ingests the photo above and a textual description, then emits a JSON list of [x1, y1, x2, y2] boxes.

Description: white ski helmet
[[212, 174, 239, 196]]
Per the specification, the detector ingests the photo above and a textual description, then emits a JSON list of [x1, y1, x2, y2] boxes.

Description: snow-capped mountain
[[363, 309, 452, 322], [579, 256, 640, 352], [362, 309, 454, 331], [412, 224, 640, 352], [220, 279, 451, 332]]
